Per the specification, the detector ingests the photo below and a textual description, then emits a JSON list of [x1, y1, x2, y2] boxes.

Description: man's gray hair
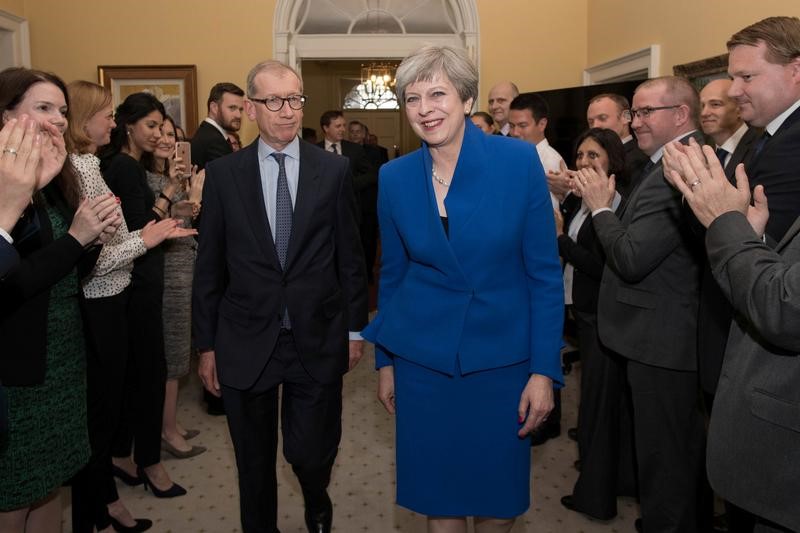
[[246, 60, 303, 97]]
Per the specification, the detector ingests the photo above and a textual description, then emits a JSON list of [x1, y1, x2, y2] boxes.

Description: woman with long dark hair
[[100, 92, 187, 498], [555, 127, 636, 521], [0, 67, 120, 533]]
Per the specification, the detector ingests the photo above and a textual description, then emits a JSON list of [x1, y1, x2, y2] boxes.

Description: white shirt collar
[[499, 122, 511, 136], [718, 123, 749, 154], [620, 134, 633, 145], [324, 138, 340, 152], [204, 117, 228, 139], [650, 130, 698, 163], [765, 98, 800, 136]]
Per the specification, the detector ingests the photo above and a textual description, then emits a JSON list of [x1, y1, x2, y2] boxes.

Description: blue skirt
[[393, 356, 531, 518]]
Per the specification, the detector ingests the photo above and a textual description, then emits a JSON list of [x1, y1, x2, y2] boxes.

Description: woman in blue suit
[[361, 45, 564, 533]]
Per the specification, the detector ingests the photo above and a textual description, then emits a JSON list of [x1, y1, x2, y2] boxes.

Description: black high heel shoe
[[109, 516, 153, 532], [137, 466, 187, 498], [112, 464, 143, 486]]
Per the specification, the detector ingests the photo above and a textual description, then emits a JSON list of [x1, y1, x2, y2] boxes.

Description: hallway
[[62, 345, 639, 532]]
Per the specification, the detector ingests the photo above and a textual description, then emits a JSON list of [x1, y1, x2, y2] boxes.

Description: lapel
[[233, 140, 281, 268], [776, 215, 800, 253], [724, 126, 760, 182], [747, 105, 800, 169], [440, 120, 490, 238], [284, 141, 321, 270], [617, 130, 703, 220]]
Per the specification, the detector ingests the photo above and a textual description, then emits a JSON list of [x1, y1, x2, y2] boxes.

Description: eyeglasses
[[630, 105, 682, 119], [249, 94, 307, 112]]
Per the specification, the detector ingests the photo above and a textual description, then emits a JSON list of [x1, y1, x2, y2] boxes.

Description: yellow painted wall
[[0, 0, 23, 17], [476, 0, 588, 98], [587, 0, 800, 75], [21, 0, 276, 142]]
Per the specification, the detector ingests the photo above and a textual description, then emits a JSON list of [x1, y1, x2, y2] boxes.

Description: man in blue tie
[[699, 79, 758, 178], [193, 60, 368, 533]]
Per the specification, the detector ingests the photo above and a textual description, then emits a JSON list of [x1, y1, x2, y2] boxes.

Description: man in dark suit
[[347, 120, 386, 284], [663, 132, 800, 533], [586, 93, 649, 197], [193, 61, 368, 533], [190, 82, 244, 170], [318, 111, 375, 279], [577, 76, 705, 532]]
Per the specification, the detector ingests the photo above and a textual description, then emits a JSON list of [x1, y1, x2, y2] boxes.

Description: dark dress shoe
[[567, 427, 578, 441], [304, 491, 332, 533], [561, 495, 577, 511], [635, 518, 643, 532], [138, 467, 187, 498], [530, 424, 561, 446], [573, 459, 581, 471], [110, 516, 153, 532], [112, 465, 143, 486]]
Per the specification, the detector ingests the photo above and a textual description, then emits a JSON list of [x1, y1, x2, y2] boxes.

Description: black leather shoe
[[567, 427, 578, 441], [561, 495, 577, 511], [304, 491, 332, 533], [635, 518, 643, 532], [530, 424, 561, 446], [110, 516, 153, 532], [573, 459, 581, 471], [112, 464, 143, 486]]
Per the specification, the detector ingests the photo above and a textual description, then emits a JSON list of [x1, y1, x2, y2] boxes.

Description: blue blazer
[[362, 121, 564, 383]]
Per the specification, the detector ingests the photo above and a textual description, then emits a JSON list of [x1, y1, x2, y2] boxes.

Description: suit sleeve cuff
[[0, 227, 12, 244], [591, 207, 614, 217]]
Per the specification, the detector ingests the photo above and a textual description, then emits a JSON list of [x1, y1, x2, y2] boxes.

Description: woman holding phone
[[146, 115, 205, 459]]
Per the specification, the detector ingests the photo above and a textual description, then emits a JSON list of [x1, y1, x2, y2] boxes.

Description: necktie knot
[[715, 147, 728, 165], [271, 152, 286, 164]]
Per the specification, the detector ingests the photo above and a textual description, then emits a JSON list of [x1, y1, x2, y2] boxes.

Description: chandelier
[[356, 62, 398, 109]]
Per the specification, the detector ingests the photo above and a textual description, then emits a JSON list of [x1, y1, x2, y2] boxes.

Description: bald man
[[487, 81, 519, 136], [700, 79, 759, 177]]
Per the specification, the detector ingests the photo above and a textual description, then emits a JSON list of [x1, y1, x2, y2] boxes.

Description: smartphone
[[174, 141, 192, 178]]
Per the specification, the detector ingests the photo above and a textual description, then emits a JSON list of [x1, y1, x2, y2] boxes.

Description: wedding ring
[[4, 147, 18, 155], [689, 180, 701, 189]]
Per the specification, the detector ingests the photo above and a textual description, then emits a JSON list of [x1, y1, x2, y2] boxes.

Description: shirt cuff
[[0, 227, 13, 244], [591, 207, 614, 217], [349, 331, 363, 341]]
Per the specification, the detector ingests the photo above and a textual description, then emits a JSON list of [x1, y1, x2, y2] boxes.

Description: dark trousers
[[71, 291, 129, 532], [627, 359, 705, 533], [360, 211, 378, 283], [112, 282, 167, 467], [571, 311, 636, 520], [222, 331, 343, 533]]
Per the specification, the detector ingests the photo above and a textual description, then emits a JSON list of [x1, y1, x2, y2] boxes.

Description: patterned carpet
[[61, 343, 639, 532]]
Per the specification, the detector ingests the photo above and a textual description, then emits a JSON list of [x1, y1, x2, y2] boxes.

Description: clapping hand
[[68, 193, 120, 247], [546, 160, 574, 202], [663, 138, 768, 235], [36, 121, 67, 189], [0, 116, 41, 231], [572, 165, 616, 212]]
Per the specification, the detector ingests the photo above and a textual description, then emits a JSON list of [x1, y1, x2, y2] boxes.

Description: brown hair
[[588, 93, 631, 112], [65, 80, 112, 155], [727, 16, 800, 65], [0, 67, 80, 208]]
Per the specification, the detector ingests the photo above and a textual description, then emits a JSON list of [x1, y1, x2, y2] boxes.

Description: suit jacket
[[362, 120, 564, 382], [191, 120, 232, 170], [696, 125, 760, 393], [558, 201, 608, 315], [744, 105, 800, 241], [0, 184, 95, 385], [705, 211, 800, 532], [192, 138, 368, 388], [593, 131, 704, 370], [619, 139, 649, 198], [0, 237, 18, 279], [317, 139, 376, 193]]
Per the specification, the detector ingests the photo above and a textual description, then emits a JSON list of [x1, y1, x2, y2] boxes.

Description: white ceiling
[[295, 0, 459, 34]]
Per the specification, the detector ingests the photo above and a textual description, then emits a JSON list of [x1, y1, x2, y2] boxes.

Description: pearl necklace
[[432, 164, 450, 187]]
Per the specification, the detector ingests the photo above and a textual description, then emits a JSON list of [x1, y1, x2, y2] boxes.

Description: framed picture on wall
[[97, 65, 198, 136], [673, 54, 729, 90]]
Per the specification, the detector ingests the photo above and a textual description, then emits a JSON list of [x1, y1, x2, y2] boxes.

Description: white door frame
[[0, 10, 30, 69], [583, 45, 660, 85]]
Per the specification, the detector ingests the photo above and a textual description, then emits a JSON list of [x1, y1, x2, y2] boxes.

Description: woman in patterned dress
[[0, 68, 121, 533], [145, 115, 206, 459], [66, 81, 195, 533]]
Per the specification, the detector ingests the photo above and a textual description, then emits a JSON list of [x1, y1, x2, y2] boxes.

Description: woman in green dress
[[0, 68, 120, 533]]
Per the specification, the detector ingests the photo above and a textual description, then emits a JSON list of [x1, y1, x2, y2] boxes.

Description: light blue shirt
[[257, 136, 300, 241]]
